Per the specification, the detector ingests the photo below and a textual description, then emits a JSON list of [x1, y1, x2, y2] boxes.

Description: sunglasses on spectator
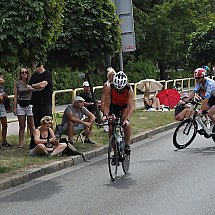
[[42, 119, 53, 124], [21, 70, 28, 74], [41, 116, 53, 124]]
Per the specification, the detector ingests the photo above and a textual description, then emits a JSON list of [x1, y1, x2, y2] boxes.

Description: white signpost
[[111, 0, 136, 70]]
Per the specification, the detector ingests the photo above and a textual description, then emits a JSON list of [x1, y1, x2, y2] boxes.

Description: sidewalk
[[7, 97, 144, 135], [0, 121, 179, 191]]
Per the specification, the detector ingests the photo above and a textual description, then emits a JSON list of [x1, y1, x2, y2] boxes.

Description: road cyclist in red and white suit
[[103, 71, 134, 155]]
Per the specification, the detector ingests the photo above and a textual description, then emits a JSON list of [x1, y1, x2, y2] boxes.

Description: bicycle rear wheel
[[108, 135, 119, 181], [173, 119, 197, 149], [122, 139, 130, 174]]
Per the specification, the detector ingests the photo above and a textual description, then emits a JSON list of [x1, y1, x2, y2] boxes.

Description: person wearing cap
[[29, 116, 67, 157], [29, 62, 53, 128], [175, 92, 194, 121], [187, 68, 215, 111], [79, 81, 95, 114], [61, 96, 96, 145]]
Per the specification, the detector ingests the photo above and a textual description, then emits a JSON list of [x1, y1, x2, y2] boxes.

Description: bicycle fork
[[183, 120, 193, 135]]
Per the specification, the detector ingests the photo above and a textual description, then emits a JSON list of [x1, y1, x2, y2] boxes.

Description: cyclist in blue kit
[[187, 68, 215, 111]]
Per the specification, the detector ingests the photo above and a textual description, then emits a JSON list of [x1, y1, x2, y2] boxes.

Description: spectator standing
[[29, 116, 67, 157], [101, 67, 116, 112], [0, 74, 12, 147], [61, 96, 96, 145], [14, 67, 35, 148], [29, 62, 53, 128], [79, 81, 95, 113]]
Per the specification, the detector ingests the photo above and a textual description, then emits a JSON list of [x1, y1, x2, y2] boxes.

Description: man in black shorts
[[103, 71, 134, 156], [29, 62, 53, 128]]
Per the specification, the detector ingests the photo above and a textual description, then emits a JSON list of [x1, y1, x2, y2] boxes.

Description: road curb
[[0, 121, 180, 191]]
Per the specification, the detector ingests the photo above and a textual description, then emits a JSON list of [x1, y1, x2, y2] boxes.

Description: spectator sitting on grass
[[61, 96, 96, 145], [143, 84, 161, 111], [29, 116, 67, 157], [175, 92, 194, 121]]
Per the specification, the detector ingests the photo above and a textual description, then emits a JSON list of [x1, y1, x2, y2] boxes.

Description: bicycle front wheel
[[173, 119, 197, 149], [108, 135, 119, 181], [122, 139, 130, 174]]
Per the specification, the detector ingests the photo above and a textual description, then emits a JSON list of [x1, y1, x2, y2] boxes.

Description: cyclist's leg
[[208, 106, 215, 123], [122, 108, 131, 154], [207, 95, 215, 123]]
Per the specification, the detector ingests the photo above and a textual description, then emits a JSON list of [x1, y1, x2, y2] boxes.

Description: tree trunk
[[158, 62, 166, 80]]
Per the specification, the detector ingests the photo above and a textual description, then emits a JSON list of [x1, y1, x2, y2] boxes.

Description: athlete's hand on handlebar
[[123, 119, 130, 127]]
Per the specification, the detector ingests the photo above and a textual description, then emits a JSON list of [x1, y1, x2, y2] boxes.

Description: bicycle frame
[[188, 101, 212, 137], [106, 113, 130, 180], [173, 99, 214, 149], [109, 115, 125, 160]]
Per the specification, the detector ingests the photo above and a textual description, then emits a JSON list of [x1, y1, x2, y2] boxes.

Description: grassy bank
[[0, 110, 176, 180]]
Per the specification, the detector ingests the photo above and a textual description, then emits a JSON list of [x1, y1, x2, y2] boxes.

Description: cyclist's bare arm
[[187, 91, 195, 100], [201, 98, 210, 111], [103, 86, 111, 116], [126, 87, 135, 120]]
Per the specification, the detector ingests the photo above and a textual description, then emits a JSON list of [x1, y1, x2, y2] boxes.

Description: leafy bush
[[125, 59, 158, 82]]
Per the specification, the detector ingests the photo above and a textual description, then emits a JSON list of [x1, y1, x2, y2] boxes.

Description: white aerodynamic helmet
[[113, 71, 128, 90]]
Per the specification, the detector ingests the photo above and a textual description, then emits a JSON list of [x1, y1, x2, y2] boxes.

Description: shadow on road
[[174, 146, 215, 156], [103, 174, 136, 190]]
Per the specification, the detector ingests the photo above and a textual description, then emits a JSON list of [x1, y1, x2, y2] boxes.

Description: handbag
[[3, 97, 11, 112], [18, 100, 31, 107], [54, 126, 87, 161], [60, 138, 87, 161]]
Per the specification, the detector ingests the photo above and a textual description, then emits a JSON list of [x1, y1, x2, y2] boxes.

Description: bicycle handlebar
[[184, 99, 201, 106], [97, 113, 123, 127]]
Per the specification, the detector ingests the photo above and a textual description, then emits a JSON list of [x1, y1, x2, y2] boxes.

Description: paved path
[[7, 96, 145, 136]]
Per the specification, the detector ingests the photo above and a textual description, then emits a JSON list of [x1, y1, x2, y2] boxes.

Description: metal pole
[[119, 49, 124, 71]]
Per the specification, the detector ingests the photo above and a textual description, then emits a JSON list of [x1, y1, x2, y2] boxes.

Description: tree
[[187, 22, 215, 69], [143, 0, 212, 79], [0, 0, 64, 69], [47, 0, 121, 70]]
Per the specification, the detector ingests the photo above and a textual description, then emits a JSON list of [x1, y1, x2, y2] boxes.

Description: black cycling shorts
[[207, 95, 215, 107], [109, 103, 127, 117]]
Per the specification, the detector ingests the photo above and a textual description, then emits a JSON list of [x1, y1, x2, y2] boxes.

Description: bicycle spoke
[[122, 153, 130, 174], [173, 119, 197, 149], [108, 136, 119, 181]]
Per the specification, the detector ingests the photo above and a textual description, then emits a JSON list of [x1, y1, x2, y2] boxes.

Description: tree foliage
[[139, 0, 213, 79], [187, 22, 215, 67], [0, 0, 64, 69], [48, 0, 121, 69]]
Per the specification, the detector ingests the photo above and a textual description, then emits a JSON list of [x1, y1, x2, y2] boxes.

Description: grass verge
[[0, 109, 176, 180]]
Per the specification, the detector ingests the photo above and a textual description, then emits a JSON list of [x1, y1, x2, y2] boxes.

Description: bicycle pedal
[[197, 129, 205, 135], [204, 133, 210, 139], [210, 133, 215, 137]]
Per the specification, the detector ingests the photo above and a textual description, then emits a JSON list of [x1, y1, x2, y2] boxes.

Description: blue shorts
[[16, 104, 33, 116], [0, 103, 6, 118], [62, 123, 85, 135]]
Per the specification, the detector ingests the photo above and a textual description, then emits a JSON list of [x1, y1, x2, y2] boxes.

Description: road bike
[[173, 100, 215, 149], [104, 114, 130, 181]]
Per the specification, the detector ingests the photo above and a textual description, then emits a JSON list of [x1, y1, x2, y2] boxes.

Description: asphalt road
[[1, 129, 215, 215]]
